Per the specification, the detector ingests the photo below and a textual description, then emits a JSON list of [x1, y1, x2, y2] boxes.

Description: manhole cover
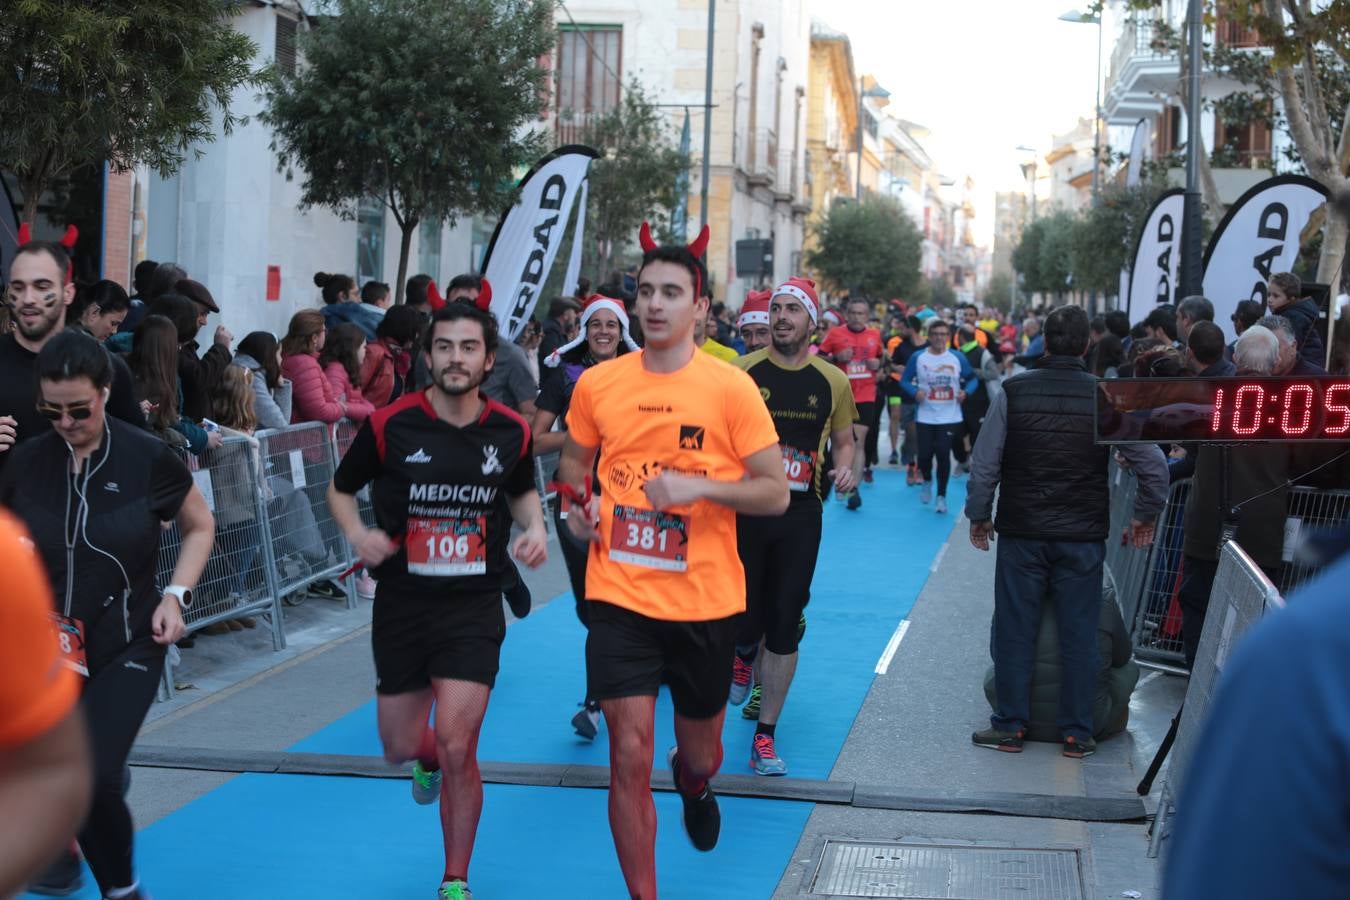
[[808, 840, 1084, 899]]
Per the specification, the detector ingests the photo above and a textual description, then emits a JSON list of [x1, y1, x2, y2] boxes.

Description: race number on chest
[[406, 516, 488, 576], [609, 505, 690, 572]]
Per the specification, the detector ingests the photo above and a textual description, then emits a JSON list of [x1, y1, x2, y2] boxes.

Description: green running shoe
[[438, 880, 472, 899], [411, 760, 442, 805], [741, 683, 762, 719]]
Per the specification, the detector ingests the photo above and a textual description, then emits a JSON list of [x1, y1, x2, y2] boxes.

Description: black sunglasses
[[36, 402, 94, 422]]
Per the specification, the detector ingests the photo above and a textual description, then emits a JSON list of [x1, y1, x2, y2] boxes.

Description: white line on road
[[930, 541, 949, 573], [875, 619, 911, 675]]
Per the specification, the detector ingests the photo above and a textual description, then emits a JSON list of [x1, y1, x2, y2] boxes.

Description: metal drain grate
[[809, 840, 1084, 899]]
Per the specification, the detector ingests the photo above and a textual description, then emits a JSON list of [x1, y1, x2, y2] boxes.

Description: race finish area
[[28, 465, 967, 900]]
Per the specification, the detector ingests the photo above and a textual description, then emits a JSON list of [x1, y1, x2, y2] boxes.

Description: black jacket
[[179, 339, 232, 421], [995, 356, 1111, 541], [1281, 298, 1325, 367]]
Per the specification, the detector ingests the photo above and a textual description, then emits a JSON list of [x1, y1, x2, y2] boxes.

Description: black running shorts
[[853, 400, 876, 427], [585, 601, 736, 719], [736, 502, 823, 654], [371, 584, 505, 694]]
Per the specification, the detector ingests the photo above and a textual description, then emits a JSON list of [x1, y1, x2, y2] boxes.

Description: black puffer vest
[[995, 356, 1109, 542]]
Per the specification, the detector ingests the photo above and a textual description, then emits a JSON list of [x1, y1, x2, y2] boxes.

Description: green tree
[[577, 79, 691, 279], [983, 271, 1017, 312], [1012, 218, 1047, 293], [1036, 211, 1077, 299], [262, 0, 554, 302], [805, 196, 923, 299], [924, 275, 958, 309], [0, 0, 259, 223], [1069, 178, 1170, 294]]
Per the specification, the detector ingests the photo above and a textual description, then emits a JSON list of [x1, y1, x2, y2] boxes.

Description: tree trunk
[[21, 172, 43, 226], [394, 215, 417, 305], [1317, 209, 1347, 290]]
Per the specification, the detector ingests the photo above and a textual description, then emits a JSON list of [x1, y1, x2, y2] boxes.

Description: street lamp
[[1058, 9, 1103, 205], [855, 79, 891, 199]]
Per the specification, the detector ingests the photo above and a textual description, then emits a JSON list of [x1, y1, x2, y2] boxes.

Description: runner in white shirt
[[899, 319, 977, 513]]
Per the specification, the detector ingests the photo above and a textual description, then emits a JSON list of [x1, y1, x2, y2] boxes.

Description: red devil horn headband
[[638, 221, 710, 260], [17, 222, 78, 280], [17, 223, 30, 245]]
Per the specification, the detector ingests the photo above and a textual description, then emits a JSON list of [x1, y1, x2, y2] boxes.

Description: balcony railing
[[745, 128, 777, 185], [1107, 18, 1174, 90]]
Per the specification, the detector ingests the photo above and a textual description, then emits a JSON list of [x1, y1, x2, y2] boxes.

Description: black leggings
[[916, 423, 958, 497], [865, 398, 884, 467], [551, 500, 591, 627], [80, 639, 165, 893]]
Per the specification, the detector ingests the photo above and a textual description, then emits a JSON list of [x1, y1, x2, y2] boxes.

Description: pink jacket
[[323, 360, 374, 423], [281, 352, 344, 424]]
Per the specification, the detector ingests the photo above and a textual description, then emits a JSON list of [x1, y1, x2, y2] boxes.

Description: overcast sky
[[814, 0, 1113, 244]]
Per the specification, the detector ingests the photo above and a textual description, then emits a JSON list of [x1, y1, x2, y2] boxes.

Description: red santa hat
[[821, 308, 842, 327], [771, 277, 820, 323], [737, 290, 771, 330], [545, 293, 639, 367]]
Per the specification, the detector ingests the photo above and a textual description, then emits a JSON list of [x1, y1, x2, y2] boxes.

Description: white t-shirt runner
[[906, 348, 973, 426]]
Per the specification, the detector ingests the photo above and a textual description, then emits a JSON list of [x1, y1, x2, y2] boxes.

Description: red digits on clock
[[1327, 384, 1350, 436], [1231, 384, 1263, 436], [1211, 387, 1225, 434], [1280, 384, 1315, 436]]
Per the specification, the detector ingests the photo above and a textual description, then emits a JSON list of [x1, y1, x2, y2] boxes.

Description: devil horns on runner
[[638, 222, 711, 260], [17, 223, 79, 280]]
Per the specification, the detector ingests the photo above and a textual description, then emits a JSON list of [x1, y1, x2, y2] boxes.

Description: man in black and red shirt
[[328, 303, 548, 900]]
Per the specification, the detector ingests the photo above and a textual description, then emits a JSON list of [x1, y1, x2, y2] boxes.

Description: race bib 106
[[406, 516, 487, 576]]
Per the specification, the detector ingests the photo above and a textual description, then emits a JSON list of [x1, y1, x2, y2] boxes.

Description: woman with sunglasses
[[0, 330, 214, 900]]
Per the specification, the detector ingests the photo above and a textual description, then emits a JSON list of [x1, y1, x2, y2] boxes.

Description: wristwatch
[[164, 585, 193, 609]]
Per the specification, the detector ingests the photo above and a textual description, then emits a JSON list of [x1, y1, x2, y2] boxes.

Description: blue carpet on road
[[291, 469, 966, 780], [31, 775, 812, 900]]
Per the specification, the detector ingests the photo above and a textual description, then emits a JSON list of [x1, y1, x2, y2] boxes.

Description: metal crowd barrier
[[1148, 540, 1284, 858], [1108, 461, 1347, 672], [1278, 486, 1350, 595], [333, 418, 377, 529], [155, 422, 361, 697], [534, 451, 560, 534]]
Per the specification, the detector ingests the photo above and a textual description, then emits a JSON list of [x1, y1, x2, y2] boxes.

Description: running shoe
[[862, 467, 874, 484], [355, 571, 377, 600], [935, 496, 948, 514], [411, 760, 442, 805], [307, 579, 346, 601], [971, 726, 1025, 752], [572, 700, 601, 741], [1062, 735, 1097, 759], [919, 483, 932, 504], [729, 655, 754, 705], [846, 490, 862, 510], [750, 733, 787, 776], [741, 684, 762, 720], [667, 747, 721, 851], [888, 451, 899, 466], [906, 463, 918, 486], [438, 880, 472, 900]]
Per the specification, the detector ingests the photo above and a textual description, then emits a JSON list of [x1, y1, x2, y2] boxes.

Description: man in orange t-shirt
[[818, 296, 884, 508], [560, 223, 787, 899], [0, 511, 91, 896]]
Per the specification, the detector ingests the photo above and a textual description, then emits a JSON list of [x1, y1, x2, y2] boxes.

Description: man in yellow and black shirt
[[732, 277, 857, 776]]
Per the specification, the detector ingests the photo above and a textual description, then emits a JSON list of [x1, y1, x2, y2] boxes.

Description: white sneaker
[[919, 483, 932, 504], [935, 496, 948, 514], [355, 572, 377, 600]]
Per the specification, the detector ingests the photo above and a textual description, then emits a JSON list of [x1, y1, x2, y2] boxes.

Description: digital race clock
[[1094, 376, 1350, 444]]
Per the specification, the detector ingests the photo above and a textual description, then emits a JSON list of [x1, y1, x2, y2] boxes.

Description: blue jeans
[[991, 536, 1104, 740]]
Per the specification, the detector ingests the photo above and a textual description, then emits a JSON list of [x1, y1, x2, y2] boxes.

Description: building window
[[556, 26, 621, 144], [275, 16, 297, 76], [356, 197, 384, 285], [419, 219, 443, 281]]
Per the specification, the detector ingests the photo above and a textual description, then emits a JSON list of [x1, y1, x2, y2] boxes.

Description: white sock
[[106, 882, 139, 899]]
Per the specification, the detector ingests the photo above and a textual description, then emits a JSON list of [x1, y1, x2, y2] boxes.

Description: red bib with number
[[51, 613, 89, 678], [846, 360, 870, 380], [609, 505, 690, 572], [928, 384, 955, 401], [405, 516, 487, 576], [781, 445, 818, 493]]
